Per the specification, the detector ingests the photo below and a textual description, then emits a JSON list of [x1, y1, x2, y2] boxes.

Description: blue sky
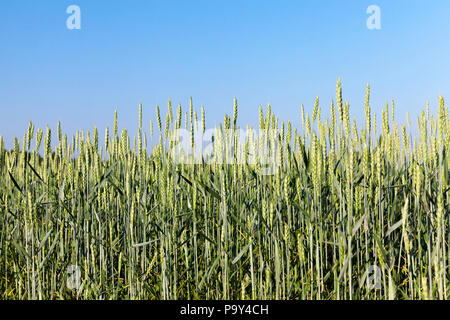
[[1, 0, 450, 146]]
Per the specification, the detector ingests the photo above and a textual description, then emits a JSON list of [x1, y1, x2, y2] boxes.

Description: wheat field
[[0, 79, 449, 300]]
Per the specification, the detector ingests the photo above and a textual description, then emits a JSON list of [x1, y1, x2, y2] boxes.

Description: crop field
[[0, 80, 449, 300]]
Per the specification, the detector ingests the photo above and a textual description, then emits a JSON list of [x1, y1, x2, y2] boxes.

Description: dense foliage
[[0, 80, 449, 299]]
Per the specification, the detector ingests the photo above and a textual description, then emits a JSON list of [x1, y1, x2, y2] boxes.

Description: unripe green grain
[[156, 104, 162, 132]]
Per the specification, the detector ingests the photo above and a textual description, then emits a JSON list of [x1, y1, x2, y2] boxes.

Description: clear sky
[[1, 0, 450, 146]]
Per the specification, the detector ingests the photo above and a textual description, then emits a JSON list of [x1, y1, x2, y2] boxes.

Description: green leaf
[[8, 171, 22, 194], [232, 244, 250, 265]]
